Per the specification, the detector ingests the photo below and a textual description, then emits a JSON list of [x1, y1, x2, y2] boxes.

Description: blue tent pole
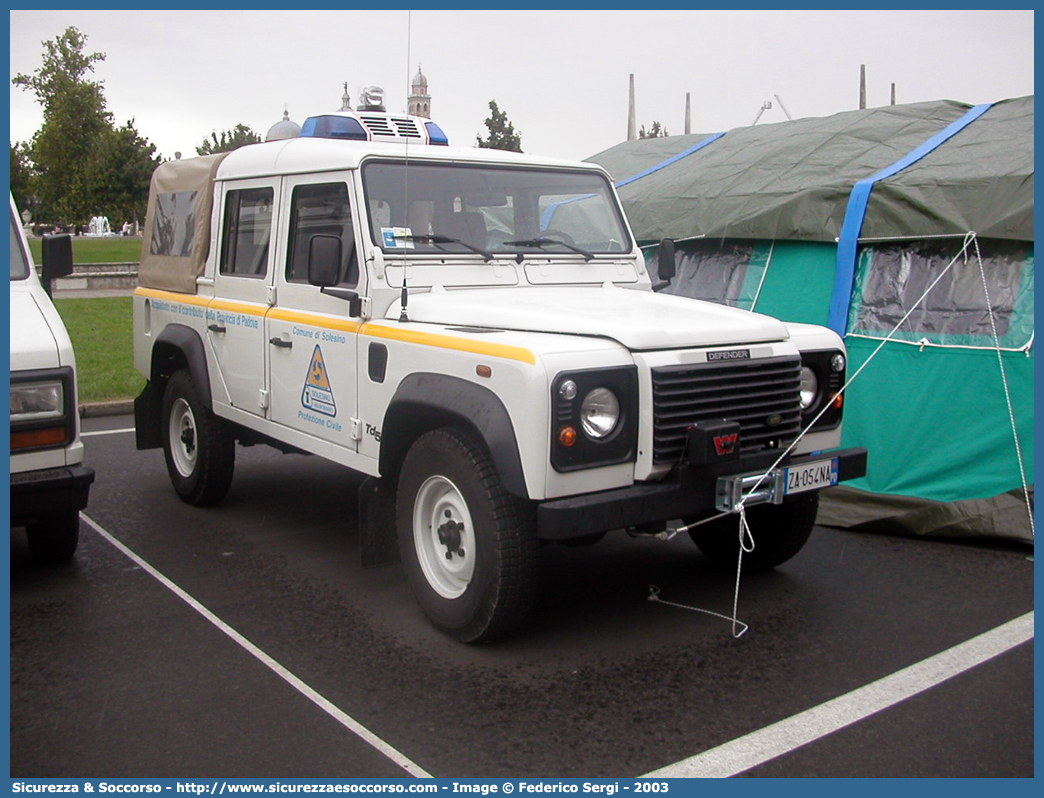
[[828, 103, 994, 335]]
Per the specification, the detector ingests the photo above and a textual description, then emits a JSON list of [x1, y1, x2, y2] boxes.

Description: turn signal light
[[11, 426, 69, 451], [558, 426, 577, 447], [831, 393, 844, 409]]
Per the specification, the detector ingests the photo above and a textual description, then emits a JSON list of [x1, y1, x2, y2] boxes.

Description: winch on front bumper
[[535, 447, 867, 540]]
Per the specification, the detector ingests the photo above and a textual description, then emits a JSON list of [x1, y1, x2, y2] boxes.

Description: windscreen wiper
[[505, 237, 594, 261], [395, 233, 494, 262]]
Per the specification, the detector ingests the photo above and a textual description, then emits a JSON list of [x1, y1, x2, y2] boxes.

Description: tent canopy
[[589, 96, 1033, 244], [588, 97, 1034, 543]]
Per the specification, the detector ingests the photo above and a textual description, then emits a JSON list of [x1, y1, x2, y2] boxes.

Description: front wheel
[[162, 371, 235, 506], [396, 428, 538, 642], [688, 493, 819, 571]]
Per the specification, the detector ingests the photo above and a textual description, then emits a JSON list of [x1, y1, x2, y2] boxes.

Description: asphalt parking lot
[[9, 414, 1034, 778]]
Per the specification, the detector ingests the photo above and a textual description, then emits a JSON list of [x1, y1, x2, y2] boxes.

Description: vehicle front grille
[[651, 355, 802, 464]]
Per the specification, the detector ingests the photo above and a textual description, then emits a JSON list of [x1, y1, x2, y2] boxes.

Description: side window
[[220, 187, 273, 278], [151, 190, 198, 257], [849, 238, 1033, 347], [286, 183, 358, 287]]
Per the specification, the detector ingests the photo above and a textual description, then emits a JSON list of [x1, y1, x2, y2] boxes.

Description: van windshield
[[362, 161, 631, 258], [10, 212, 31, 280]]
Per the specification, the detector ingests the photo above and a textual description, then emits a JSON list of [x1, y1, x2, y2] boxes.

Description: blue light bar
[[425, 121, 449, 146], [300, 115, 369, 141]]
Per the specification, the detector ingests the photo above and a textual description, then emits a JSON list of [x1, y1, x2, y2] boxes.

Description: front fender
[[381, 373, 528, 499]]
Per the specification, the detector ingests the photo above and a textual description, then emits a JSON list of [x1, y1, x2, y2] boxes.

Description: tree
[[13, 27, 112, 224], [12, 26, 159, 226], [10, 142, 34, 212], [90, 120, 161, 225], [639, 121, 669, 139], [196, 124, 262, 156], [476, 100, 522, 152]]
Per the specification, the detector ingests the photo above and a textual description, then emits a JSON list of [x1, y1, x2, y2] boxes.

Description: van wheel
[[396, 428, 538, 642], [687, 493, 819, 572], [26, 510, 80, 564], [162, 371, 235, 506]]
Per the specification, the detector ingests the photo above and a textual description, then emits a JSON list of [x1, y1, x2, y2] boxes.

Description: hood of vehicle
[[397, 286, 789, 350], [9, 289, 62, 371]]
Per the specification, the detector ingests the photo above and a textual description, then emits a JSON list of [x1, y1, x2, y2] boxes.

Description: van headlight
[[11, 380, 65, 421], [10, 368, 75, 451]]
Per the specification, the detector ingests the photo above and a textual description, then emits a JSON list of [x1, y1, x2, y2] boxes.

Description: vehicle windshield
[[10, 211, 31, 280], [362, 161, 632, 258]]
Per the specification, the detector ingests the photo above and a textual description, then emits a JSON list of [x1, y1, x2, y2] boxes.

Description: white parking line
[[80, 512, 433, 778], [81, 427, 135, 437], [643, 610, 1034, 778]]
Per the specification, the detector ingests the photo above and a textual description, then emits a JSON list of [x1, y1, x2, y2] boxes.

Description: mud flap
[[358, 476, 399, 568]]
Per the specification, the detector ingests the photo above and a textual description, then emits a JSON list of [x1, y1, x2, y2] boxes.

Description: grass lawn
[[53, 296, 144, 404], [29, 236, 143, 265]]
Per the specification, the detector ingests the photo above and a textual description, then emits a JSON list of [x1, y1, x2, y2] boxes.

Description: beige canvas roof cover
[[138, 152, 230, 293]]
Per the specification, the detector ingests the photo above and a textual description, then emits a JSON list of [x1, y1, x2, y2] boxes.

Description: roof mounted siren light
[[357, 86, 386, 113]]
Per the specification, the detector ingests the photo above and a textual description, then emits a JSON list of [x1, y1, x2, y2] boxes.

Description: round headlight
[[580, 387, 620, 439], [799, 366, 819, 410], [830, 353, 846, 373]]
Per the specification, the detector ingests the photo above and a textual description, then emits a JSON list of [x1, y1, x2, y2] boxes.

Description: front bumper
[[536, 447, 867, 540], [11, 464, 95, 525]]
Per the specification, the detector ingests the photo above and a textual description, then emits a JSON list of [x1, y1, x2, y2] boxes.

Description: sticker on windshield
[[381, 227, 414, 248], [301, 345, 337, 417]]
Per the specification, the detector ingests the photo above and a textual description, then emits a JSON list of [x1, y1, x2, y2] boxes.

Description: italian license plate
[[783, 458, 839, 496]]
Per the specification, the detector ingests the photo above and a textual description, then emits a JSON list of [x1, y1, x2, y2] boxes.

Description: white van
[[9, 194, 94, 563]]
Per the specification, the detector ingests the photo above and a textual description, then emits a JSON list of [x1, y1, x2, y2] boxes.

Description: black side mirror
[[307, 234, 342, 287], [307, 234, 363, 317], [657, 238, 676, 282], [41, 233, 74, 282]]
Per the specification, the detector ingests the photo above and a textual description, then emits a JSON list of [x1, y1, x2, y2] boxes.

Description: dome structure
[[266, 109, 301, 141], [412, 66, 428, 93]]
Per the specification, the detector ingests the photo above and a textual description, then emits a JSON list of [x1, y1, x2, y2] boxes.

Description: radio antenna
[[399, 9, 412, 323]]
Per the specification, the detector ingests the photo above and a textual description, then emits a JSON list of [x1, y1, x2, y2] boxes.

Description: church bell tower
[[408, 65, 431, 118]]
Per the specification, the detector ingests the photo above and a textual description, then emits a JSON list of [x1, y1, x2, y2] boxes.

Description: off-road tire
[[162, 370, 235, 506], [396, 428, 539, 642]]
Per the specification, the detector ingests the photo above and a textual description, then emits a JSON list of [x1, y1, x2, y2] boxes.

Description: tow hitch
[[716, 455, 841, 512], [716, 470, 786, 512]]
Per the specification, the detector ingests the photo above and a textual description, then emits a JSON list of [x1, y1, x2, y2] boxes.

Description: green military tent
[[588, 96, 1034, 543]]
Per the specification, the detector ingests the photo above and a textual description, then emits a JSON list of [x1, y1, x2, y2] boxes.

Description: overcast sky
[[8, 9, 1035, 164]]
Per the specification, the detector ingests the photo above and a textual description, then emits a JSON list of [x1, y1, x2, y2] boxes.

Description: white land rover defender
[[132, 103, 866, 641]]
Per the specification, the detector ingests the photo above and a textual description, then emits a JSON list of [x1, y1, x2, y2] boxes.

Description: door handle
[[269, 337, 293, 349], [208, 324, 226, 334]]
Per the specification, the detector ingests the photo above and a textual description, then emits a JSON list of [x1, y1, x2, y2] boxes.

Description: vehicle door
[[266, 175, 362, 450], [207, 180, 276, 417]]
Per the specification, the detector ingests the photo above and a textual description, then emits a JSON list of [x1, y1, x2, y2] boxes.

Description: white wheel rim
[[412, 475, 475, 599], [169, 397, 198, 478]]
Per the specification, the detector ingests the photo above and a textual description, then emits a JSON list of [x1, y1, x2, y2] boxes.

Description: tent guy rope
[[650, 230, 1032, 636]]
